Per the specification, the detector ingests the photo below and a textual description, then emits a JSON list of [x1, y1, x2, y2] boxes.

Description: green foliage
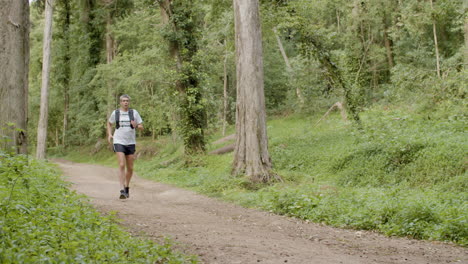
[[0, 153, 197, 263], [158, 1, 209, 154], [0, 124, 24, 155], [260, 186, 467, 245], [331, 110, 466, 189]]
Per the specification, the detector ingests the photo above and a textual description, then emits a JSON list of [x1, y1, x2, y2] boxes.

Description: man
[[107, 94, 143, 199]]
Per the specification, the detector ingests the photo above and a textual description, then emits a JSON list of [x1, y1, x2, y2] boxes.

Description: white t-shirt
[[108, 109, 143, 145]]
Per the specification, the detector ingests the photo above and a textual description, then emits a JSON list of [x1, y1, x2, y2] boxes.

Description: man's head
[[120, 94, 131, 109]]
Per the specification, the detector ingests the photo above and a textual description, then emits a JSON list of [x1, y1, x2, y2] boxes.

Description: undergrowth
[[0, 152, 197, 263]]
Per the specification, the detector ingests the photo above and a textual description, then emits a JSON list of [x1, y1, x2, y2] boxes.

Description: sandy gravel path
[[55, 160, 467, 264]]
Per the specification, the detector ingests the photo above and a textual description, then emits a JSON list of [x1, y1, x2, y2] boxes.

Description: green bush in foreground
[[0, 153, 196, 264]]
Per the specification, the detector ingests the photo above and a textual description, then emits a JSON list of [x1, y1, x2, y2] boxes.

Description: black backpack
[[115, 109, 135, 129]]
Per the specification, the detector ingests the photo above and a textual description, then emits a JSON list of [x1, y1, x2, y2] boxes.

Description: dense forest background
[[27, 0, 466, 149], [1, 0, 466, 251]]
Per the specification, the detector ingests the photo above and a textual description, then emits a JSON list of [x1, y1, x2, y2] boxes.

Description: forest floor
[[55, 159, 467, 264]]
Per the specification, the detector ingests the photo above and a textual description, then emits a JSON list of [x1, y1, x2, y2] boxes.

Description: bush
[[260, 186, 467, 245], [0, 152, 196, 263], [332, 112, 466, 188]]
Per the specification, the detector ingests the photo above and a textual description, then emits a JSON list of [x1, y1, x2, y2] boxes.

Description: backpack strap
[[115, 109, 120, 129], [129, 109, 135, 129]]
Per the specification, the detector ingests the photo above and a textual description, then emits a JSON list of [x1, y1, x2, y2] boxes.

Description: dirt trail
[[55, 160, 467, 264]]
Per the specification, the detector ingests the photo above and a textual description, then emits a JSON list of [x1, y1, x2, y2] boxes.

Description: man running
[[107, 94, 143, 199]]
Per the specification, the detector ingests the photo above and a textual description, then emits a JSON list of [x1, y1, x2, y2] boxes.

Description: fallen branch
[[314, 102, 347, 127], [212, 134, 235, 145], [92, 139, 105, 154], [209, 143, 235, 155]]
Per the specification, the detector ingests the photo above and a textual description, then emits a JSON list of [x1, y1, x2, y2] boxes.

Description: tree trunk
[[273, 28, 304, 105], [430, 0, 441, 78], [36, 0, 55, 159], [62, 0, 70, 147], [106, 13, 115, 118], [63, 81, 69, 146], [336, 10, 341, 33], [222, 49, 228, 136], [464, 0, 468, 67], [0, 0, 29, 154], [55, 127, 59, 147], [159, 0, 183, 77], [383, 26, 394, 69], [159, 0, 206, 155], [232, 0, 277, 183]]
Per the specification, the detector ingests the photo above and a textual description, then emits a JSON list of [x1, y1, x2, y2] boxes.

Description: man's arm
[[131, 120, 144, 131], [132, 110, 144, 131], [107, 122, 114, 144]]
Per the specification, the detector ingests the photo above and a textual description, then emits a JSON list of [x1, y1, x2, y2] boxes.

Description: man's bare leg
[[125, 154, 134, 187], [124, 154, 134, 197], [116, 152, 127, 190]]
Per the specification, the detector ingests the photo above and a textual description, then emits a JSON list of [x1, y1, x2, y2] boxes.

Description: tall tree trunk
[[383, 26, 394, 69], [159, 0, 206, 155], [106, 13, 115, 118], [273, 28, 304, 105], [464, 0, 468, 68], [159, 0, 183, 76], [80, 0, 100, 66], [222, 49, 229, 137], [60, 0, 71, 147], [36, 0, 55, 159], [232, 0, 277, 183], [55, 127, 59, 147], [63, 79, 69, 146], [336, 9, 341, 33], [430, 0, 441, 78], [0, 0, 29, 154]]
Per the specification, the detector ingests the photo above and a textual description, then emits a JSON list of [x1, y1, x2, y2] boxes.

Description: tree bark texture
[[0, 0, 29, 154], [233, 0, 275, 182], [37, 0, 55, 159]]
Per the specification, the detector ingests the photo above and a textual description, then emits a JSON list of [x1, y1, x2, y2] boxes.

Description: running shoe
[[119, 189, 126, 199]]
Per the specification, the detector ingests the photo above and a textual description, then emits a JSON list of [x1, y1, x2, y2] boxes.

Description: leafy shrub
[[260, 186, 467, 245], [0, 152, 196, 263], [332, 112, 466, 188]]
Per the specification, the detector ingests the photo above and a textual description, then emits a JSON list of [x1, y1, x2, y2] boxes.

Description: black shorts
[[113, 144, 136, 155]]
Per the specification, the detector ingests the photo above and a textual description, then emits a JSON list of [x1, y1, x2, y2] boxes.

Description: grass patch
[[0, 152, 197, 263]]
